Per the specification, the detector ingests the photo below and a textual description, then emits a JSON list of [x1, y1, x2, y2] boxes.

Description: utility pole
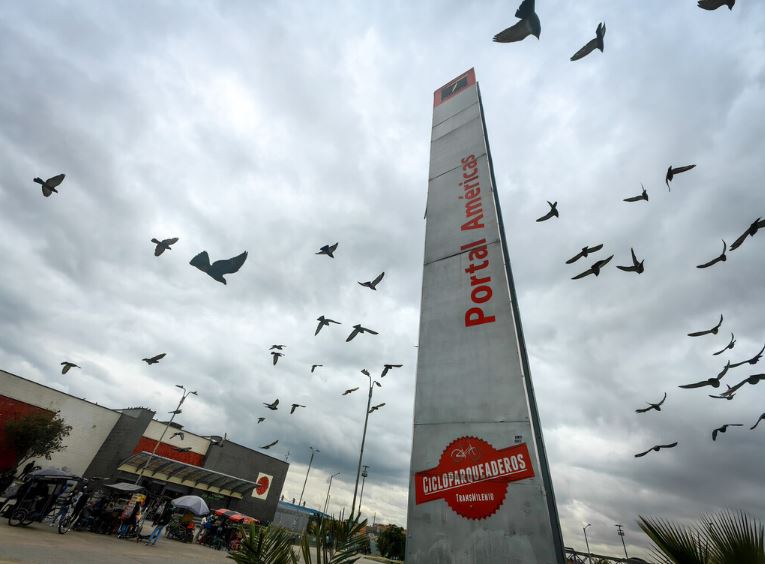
[[615, 524, 628, 559], [298, 446, 319, 505], [135, 385, 197, 484], [583, 523, 593, 564], [324, 472, 341, 515], [350, 369, 382, 519], [357, 465, 369, 519]]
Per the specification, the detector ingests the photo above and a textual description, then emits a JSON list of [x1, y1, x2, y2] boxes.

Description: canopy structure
[[117, 452, 257, 499], [28, 467, 81, 480], [214, 507, 258, 524], [104, 482, 146, 493]]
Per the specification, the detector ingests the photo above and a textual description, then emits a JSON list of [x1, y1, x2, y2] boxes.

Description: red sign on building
[[414, 436, 534, 520]]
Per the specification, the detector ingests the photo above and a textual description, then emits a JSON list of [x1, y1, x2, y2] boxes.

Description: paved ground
[[0, 520, 386, 563]]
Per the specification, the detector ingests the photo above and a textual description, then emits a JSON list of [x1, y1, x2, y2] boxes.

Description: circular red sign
[[255, 475, 270, 495], [437, 436, 507, 520]]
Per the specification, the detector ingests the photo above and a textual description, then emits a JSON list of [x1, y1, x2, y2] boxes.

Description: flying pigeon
[[712, 423, 743, 441], [316, 243, 338, 258], [623, 184, 648, 203], [311, 364, 322, 373], [369, 403, 386, 414], [271, 352, 284, 365], [381, 364, 403, 377], [697, 240, 727, 269], [60, 362, 80, 374], [729, 343, 765, 368], [634, 442, 678, 458], [264, 399, 279, 410], [151, 237, 179, 257], [697, 0, 735, 10], [169, 409, 182, 415], [679, 363, 731, 390], [315, 315, 341, 336], [174, 446, 192, 453], [260, 440, 278, 450], [257, 417, 265, 424], [565, 244, 603, 264], [712, 333, 735, 356], [750, 413, 765, 430], [342, 387, 359, 396], [709, 387, 736, 400], [493, 0, 541, 43], [536, 201, 558, 222], [665, 164, 696, 190], [290, 404, 305, 414], [570, 22, 606, 61], [571, 255, 614, 280], [688, 314, 723, 337], [33, 174, 66, 197], [142, 353, 167, 365], [346, 324, 378, 342], [635, 393, 667, 413], [270, 345, 286, 350], [727, 373, 765, 395], [170, 432, 185, 440], [616, 248, 644, 274], [730, 218, 765, 251], [359, 272, 385, 291], [189, 250, 248, 284]]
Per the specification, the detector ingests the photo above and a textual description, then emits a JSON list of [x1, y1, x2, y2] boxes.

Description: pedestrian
[[145, 502, 173, 546], [117, 501, 141, 538]]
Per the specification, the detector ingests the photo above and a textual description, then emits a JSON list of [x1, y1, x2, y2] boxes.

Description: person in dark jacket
[[146, 503, 173, 546]]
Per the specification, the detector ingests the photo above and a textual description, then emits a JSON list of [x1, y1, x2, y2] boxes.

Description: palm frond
[[704, 510, 765, 564], [638, 515, 710, 564], [228, 523, 297, 564], [300, 517, 367, 564]]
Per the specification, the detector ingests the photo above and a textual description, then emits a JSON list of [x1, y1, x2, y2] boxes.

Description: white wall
[[0, 370, 121, 475]]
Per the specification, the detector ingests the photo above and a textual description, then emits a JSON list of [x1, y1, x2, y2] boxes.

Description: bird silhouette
[[712, 333, 736, 356], [688, 314, 723, 337], [311, 364, 322, 373], [565, 244, 603, 264], [60, 362, 80, 374], [727, 373, 765, 395], [346, 324, 378, 342], [635, 393, 667, 413], [174, 446, 192, 453], [359, 272, 385, 291], [381, 364, 403, 377], [169, 409, 182, 415], [709, 386, 736, 400], [679, 363, 731, 390], [623, 184, 648, 203], [270, 345, 286, 350], [142, 353, 166, 365], [750, 413, 765, 430], [493, 0, 541, 43], [342, 387, 359, 396], [730, 218, 765, 251], [170, 432, 185, 440], [616, 248, 644, 274], [33, 174, 65, 197], [189, 250, 248, 284], [712, 424, 743, 441], [271, 352, 284, 365], [570, 22, 606, 61], [665, 164, 696, 191], [260, 440, 278, 450], [571, 255, 614, 280], [634, 442, 678, 458], [729, 344, 765, 368], [697, 240, 727, 269], [290, 404, 305, 414], [257, 417, 265, 424], [536, 201, 558, 222], [151, 237, 179, 257], [315, 315, 341, 336], [264, 399, 279, 410], [369, 403, 386, 414], [316, 243, 338, 258], [698, 0, 735, 10]]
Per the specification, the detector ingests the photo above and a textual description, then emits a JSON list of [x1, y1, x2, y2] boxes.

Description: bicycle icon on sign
[[450, 442, 480, 462]]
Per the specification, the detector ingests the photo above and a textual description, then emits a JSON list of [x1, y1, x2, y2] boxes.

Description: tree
[[638, 510, 765, 564], [228, 523, 296, 564], [4, 412, 72, 469], [377, 524, 406, 560]]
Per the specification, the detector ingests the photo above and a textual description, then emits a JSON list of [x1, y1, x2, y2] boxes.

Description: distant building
[[0, 369, 288, 522], [271, 500, 328, 534]]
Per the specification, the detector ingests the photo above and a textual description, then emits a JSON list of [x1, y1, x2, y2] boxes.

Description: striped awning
[[117, 452, 256, 499]]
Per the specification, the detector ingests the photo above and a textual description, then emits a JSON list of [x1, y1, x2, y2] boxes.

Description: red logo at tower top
[[414, 436, 535, 520]]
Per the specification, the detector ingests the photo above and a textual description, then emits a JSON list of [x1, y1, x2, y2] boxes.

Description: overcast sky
[[1, 0, 764, 559]]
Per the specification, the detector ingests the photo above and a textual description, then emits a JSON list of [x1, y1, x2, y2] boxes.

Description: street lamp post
[[615, 524, 628, 559], [135, 385, 197, 485], [357, 465, 369, 519], [583, 523, 593, 564], [299, 446, 319, 506], [324, 472, 341, 515], [350, 369, 382, 520]]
